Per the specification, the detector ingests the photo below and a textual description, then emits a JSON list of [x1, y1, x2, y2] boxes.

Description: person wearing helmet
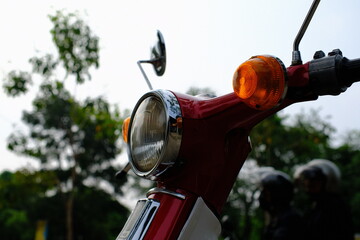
[[259, 170, 304, 240], [294, 159, 354, 240]]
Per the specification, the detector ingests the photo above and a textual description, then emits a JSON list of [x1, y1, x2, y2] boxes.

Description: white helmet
[[294, 159, 341, 193]]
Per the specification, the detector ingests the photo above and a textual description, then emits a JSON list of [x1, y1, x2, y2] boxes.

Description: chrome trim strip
[[147, 187, 186, 200], [116, 199, 160, 240]]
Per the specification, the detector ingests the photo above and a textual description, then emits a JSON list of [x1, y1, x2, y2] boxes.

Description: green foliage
[[29, 185, 129, 240], [0, 170, 129, 240], [186, 86, 217, 97], [1, 10, 128, 240], [49, 10, 99, 84], [3, 70, 32, 97], [73, 186, 129, 240], [29, 54, 58, 78], [249, 110, 335, 172], [329, 138, 360, 232], [7, 80, 125, 191], [0, 170, 57, 240]]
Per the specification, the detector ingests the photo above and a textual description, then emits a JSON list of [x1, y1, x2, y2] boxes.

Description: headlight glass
[[128, 90, 182, 179], [130, 96, 167, 172]]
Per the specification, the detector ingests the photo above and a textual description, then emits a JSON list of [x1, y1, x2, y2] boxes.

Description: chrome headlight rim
[[128, 90, 182, 180]]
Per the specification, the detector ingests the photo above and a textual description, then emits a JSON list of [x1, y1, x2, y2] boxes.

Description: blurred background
[[0, 0, 359, 239]]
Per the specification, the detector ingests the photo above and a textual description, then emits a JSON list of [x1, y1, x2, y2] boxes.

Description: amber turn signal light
[[233, 55, 287, 110], [122, 117, 131, 143]]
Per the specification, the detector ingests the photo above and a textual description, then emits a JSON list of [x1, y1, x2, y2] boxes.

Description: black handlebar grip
[[340, 57, 360, 85], [308, 55, 360, 96], [309, 54, 344, 95]]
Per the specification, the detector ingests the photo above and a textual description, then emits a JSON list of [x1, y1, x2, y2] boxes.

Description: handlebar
[[340, 57, 360, 85], [286, 50, 359, 99], [307, 50, 360, 96]]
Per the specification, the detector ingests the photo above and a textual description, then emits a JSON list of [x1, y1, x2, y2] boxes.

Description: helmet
[[294, 159, 341, 193], [259, 170, 294, 210]]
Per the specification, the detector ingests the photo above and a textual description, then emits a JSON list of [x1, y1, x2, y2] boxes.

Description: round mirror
[[150, 30, 166, 76]]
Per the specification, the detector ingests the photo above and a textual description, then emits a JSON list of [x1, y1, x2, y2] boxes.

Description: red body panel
[[141, 62, 313, 239], [157, 63, 312, 215], [158, 93, 295, 214], [144, 191, 197, 240]]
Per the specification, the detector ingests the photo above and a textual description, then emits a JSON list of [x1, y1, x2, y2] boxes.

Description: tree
[[186, 86, 217, 97], [0, 169, 57, 240], [221, 160, 264, 240], [329, 130, 360, 234], [223, 111, 360, 239], [2, 10, 128, 240], [249, 110, 335, 172], [0, 169, 129, 240]]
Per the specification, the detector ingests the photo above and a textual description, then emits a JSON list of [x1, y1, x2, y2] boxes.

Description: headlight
[[128, 90, 182, 179]]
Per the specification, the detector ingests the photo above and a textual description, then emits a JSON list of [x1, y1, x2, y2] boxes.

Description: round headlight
[[128, 90, 182, 179], [130, 96, 166, 172]]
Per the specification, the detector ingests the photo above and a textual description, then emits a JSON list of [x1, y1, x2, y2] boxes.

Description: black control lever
[[115, 162, 131, 180]]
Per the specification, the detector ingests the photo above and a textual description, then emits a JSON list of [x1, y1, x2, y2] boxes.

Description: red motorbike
[[116, 0, 359, 239]]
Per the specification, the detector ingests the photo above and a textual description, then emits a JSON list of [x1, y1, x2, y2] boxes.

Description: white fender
[[177, 197, 221, 240]]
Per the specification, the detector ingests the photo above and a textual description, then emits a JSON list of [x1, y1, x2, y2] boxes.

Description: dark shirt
[[263, 206, 305, 240], [305, 193, 354, 240]]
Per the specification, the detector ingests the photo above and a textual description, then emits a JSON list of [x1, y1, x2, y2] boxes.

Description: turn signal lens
[[233, 55, 287, 110], [122, 117, 131, 143]]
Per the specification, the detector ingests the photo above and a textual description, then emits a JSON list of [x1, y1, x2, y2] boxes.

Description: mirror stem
[[137, 60, 154, 90], [292, 0, 321, 65]]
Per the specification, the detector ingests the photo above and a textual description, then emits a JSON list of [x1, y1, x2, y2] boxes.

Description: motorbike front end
[[115, 1, 360, 239]]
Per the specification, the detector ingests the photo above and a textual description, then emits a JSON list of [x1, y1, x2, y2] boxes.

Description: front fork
[[116, 188, 221, 240]]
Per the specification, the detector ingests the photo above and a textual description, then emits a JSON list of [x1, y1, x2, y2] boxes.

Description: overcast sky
[[1, 0, 359, 171]]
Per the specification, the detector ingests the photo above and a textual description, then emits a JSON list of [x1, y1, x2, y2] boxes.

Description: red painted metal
[[158, 93, 294, 214], [156, 63, 313, 215], [287, 62, 310, 87], [144, 190, 197, 240], [141, 62, 314, 239]]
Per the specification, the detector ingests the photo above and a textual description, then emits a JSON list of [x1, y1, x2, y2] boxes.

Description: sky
[[1, 0, 360, 172]]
